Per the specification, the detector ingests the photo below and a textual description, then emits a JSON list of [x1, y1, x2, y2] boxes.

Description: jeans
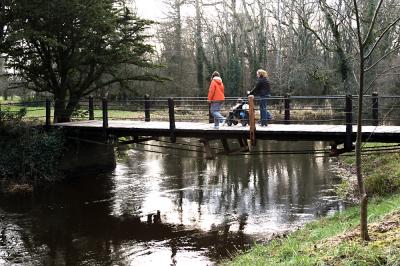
[[210, 102, 225, 127], [259, 95, 269, 126]]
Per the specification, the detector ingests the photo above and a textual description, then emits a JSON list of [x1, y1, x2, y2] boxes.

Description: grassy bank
[[226, 194, 400, 265], [226, 147, 400, 265]]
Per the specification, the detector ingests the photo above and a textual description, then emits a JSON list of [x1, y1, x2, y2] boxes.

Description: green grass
[[340, 143, 400, 196], [0, 96, 22, 103], [1, 104, 211, 122], [226, 147, 400, 265], [0, 105, 46, 119], [225, 194, 400, 265]]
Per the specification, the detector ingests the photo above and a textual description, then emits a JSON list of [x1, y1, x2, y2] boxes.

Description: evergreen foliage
[[0, 109, 64, 182], [0, 0, 161, 122]]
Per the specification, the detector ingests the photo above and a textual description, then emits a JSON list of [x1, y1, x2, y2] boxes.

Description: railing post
[[372, 92, 379, 126], [168, 98, 176, 143], [89, 96, 94, 120], [0, 102, 2, 126], [344, 94, 353, 152], [46, 98, 51, 128], [102, 98, 108, 139], [208, 103, 213, 123], [144, 94, 150, 122], [248, 95, 256, 146], [284, 93, 291, 125]]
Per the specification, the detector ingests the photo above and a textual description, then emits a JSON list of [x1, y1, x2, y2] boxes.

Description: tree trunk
[[53, 97, 69, 123], [354, 0, 370, 241], [195, 0, 204, 94]]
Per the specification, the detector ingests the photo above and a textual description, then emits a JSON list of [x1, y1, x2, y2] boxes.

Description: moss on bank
[[225, 146, 400, 265]]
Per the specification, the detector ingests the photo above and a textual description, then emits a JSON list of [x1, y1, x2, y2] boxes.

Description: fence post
[[144, 94, 150, 122], [284, 93, 291, 124], [248, 95, 256, 146], [89, 96, 94, 120], [372, 92, 379, 126], [102, 98, 108, 140], [208, 103, 213, 123], [344, 94, 353, 152], [168, 98, 176, 143], [46, 98, 51, 128]]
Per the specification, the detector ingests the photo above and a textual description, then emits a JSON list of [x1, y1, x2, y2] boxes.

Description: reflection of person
[[207, 71, 225, 129], [248, 69, 271, 126]]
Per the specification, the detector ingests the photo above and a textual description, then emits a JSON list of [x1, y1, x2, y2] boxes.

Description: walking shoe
[[257, 121, 267, 126], [220, 118, 226, 126]]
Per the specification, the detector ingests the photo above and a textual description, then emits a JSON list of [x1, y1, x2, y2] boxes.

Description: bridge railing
[[1, 93, 400, 127]]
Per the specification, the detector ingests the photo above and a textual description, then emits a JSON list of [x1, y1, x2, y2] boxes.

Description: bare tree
[[352, 0, 400, 241]]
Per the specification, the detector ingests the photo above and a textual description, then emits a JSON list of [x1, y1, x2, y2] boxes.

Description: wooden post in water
[[168, 98, 176, 143], [89, 96, 94, 120], [45, 98, 51, 129], [248, 95, 256, 146], [144, 94, 151, 122], [284, 93, 291, 124], [372, 92, 379, 126], [344, 94, 353, 152], [102, 98, 108, 140]]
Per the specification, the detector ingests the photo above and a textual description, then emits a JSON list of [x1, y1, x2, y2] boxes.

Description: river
[[0, 139, 346, 265]]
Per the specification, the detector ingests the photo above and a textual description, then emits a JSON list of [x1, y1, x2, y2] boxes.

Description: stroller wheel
[[233, 120, 238, 125], [227, 119, 233, 126], [241, 120, 248, 126]]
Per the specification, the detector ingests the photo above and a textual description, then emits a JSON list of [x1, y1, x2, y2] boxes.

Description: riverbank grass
[[226, 193, 400, 265], [340, 143, 400, 196]]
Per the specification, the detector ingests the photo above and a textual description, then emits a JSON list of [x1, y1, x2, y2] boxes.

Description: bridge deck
[[54, 120, 400, 143]]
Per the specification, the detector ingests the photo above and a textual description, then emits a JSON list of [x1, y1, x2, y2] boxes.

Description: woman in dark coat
[[248, 69, 271, 126]]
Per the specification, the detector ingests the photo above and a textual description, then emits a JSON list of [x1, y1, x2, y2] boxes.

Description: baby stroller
[[227, 98, 250, 126]]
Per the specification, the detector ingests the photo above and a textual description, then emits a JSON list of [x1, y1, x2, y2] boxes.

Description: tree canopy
[[1, 0, 161, 122]]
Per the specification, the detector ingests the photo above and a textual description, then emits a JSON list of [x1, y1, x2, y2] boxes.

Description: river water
[[0, 139, 345, 265]]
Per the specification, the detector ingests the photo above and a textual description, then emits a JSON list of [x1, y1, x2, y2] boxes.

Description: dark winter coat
[[249, 77, 271, 96]]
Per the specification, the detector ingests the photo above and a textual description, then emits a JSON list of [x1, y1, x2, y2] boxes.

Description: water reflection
[[0, 140, 345, 265]]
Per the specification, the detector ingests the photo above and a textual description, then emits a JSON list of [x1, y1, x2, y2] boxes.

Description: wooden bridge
[[3, 94, 400, 158], [45, 94, 400, 157], [54, 120, 400, 143]]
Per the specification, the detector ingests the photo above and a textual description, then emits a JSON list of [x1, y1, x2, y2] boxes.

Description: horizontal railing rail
[[1, 94, 400, 128]]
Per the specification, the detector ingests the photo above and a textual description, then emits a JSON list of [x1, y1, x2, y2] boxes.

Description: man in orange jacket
[[207, 71, 226, 129]]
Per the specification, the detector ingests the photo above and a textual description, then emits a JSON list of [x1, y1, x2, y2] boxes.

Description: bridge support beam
[[89, 96, 94, 120], [344, 95, 353, 152], [45, 98, 51, 130], [238, 138, 249, 152], [59, 135, 116, 176], [102, 98, 109, 141], [221, 139, 231, 153], [168, 98, 176, 143], [144, 94, 151, 122], [200, 139, 214, 160], [372, 92, 379, 126], [284, 93, 291, 124]]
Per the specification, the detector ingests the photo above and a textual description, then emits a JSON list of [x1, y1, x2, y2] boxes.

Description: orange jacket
[[207, 77, 225, 101]]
